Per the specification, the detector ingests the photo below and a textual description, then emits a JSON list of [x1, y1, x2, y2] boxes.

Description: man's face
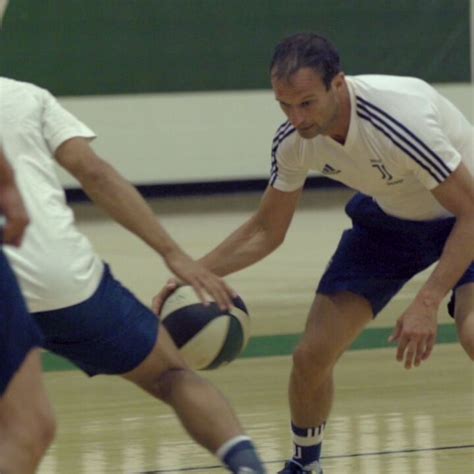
[[0, 1, 10, 23], [272, 67, 342, 139]]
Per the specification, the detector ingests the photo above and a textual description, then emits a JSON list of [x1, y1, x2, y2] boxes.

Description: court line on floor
[[42, 323, 458, 372], [136, 443, 474, 473]]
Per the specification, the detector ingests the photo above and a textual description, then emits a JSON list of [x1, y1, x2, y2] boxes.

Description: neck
[[329, 82, 351, 144]]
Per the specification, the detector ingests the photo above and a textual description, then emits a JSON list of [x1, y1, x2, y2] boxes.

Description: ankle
[[216, 436, 266, 473], [291, 421, 325, 468]]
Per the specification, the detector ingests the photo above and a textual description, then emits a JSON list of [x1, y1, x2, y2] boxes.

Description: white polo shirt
[[0, 78, 104, 312], [270, 75, 473, 221]]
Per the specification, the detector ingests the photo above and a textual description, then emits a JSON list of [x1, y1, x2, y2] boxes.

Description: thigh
[[122, 325, 187, 390], [317, 224, 439, 316], [321, 193, 455, 317], [0, 349, 53, 435], [0, 251, 43, 395], [33, 264, 159, 376], [452, 282, 474, 332], [447, 262, 474, 317]]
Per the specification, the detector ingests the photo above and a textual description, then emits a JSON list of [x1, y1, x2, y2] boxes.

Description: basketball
[[160, 285, 250, 370]]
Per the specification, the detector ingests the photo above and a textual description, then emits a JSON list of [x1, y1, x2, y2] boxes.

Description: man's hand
[[388, 298, 438, 369], [0, 176, 29, 247], [152, 278, 180, 315], [160, 248, 236, 312]]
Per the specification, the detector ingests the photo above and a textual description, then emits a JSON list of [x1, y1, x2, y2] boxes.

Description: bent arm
[[199, 185, 302, 276], [418, 162, 474, 307], [55, 137, 182, 258], [55, 137, 237, 307], [0, 150, 29, 246]]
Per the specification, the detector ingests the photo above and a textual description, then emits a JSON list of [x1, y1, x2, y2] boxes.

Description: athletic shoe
[[277, 459, 323, 474]]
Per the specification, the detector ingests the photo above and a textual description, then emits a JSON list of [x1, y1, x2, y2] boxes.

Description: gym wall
[[1, 0, 471, 189]]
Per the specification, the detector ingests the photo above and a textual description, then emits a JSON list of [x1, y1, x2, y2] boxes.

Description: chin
[[297, 128, 319, 139]]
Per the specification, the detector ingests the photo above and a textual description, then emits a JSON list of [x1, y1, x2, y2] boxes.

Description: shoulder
[[349, 75, 438, 122], [349, 75, 444, 138], [0, 77, 53, 118], [271, 120, 298, 160], [0, 77, 51, 99], [349, 74, 436, 100], [349, 75, 459, 186]]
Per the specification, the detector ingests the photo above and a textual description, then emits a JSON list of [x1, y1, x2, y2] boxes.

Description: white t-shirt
[[0, 78, 104, 312], [270, 75, 473, 221]]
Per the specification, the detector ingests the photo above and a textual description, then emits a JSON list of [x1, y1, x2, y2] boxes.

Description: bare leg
[[453, 283, 474, 360], [0, 349, 56, 474], [290, 292, 373, 427], [123, 327, 243, 452]]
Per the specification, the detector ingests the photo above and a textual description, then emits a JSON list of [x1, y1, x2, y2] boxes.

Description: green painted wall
[[0, 0, 470, 96]]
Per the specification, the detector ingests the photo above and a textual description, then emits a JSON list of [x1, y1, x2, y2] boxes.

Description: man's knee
[[453, 284, 474, 361], [458, 324, 474, 361], [291, 293, 371, 384], [0, 360, 56, 463], [292, 341, 335, 383], [0, 406, 55, 466], [35, 404, 56, 454], [22, 413, 56, 464], [146, 367, 196, 403]]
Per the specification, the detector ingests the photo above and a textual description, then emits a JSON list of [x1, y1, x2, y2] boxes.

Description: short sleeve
[[41, 90, 96, 153], [403, 111, 462, 190], [269, 122, 307, 191]]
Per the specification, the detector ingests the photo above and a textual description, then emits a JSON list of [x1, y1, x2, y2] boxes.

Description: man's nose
[[287, 108, 305, 128]]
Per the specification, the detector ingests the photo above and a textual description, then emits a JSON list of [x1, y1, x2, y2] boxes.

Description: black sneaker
[[277, 460, 323, 474], [237, 469, 266, 474]]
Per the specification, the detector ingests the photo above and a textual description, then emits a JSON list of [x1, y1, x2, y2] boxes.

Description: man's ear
[[332, 72, 345, 91]]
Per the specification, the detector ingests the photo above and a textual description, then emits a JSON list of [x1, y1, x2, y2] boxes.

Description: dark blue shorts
[[32, 264, 159, 376], [317, 193, 474, 317], [0, 250, 43, 395]]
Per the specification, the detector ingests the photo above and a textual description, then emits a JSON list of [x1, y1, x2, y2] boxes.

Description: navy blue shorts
[[32, 264, 159, 376], [0, 250, 43, 395], [317, 193, 474, 317]]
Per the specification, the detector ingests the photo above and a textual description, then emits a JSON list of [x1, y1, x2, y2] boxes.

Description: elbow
[[255, 221, 287, 254], [273, 232, 286, 249], [74, 158, 111, 188], [265, 230, 286, 253]]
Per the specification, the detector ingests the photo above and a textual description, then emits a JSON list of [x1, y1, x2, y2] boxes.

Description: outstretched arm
[[54, 137, 234, 309], [200, 185, 302, 276], [390, 162, 474, 368], [153, 185, 302, 313], [0, 150, 29, 246]]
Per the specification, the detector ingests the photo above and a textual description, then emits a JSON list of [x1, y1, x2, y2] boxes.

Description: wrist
[[159, 242, 181, 259], [415, 288, 443, 310]]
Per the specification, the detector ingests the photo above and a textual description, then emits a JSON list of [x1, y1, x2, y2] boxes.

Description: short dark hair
[[270, 33, 341, 89]]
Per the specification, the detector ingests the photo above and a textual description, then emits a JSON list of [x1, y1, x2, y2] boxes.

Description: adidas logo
[[322, 164, 341, 175]]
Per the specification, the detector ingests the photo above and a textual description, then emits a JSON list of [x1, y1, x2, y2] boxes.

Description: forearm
[[77, 160, 182, 257], [199, 217, 282, 276], [0, 151, 14, 186], [418, 215, 474, 306], [0, 151, 30, 245]]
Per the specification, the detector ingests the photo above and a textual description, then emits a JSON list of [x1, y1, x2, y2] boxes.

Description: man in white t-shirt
[[2, 78, 265, 474], [155, 33, 474, 474]]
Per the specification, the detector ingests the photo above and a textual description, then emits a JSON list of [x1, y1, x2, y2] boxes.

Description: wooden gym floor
[[38, 188, 473, 473]]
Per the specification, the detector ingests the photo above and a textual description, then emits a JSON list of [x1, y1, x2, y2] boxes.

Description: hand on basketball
[[160, 250, 237, 312], [388, 298, 438, 369], [152, 278, 180, 315]]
